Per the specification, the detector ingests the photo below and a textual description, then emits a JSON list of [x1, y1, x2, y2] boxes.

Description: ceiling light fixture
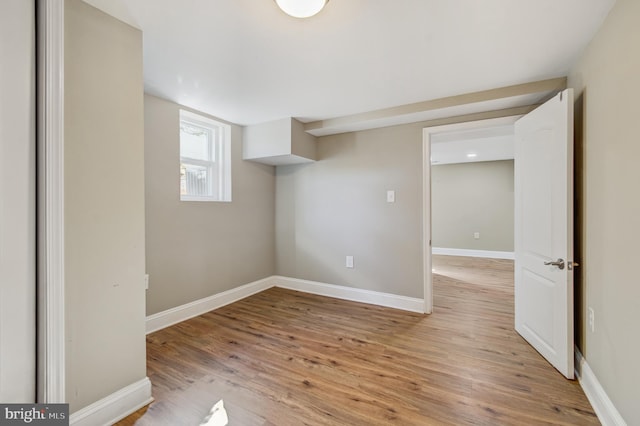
[[467, 153, 477, 158], [275, 0, 329, 18]]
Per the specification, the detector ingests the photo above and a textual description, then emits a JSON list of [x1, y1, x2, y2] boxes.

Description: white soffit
[[246, 154, 315, 166]]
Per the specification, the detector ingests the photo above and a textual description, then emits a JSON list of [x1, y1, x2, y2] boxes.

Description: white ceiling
[[431, 125, 514, 165], [83, 0, 615, 127]]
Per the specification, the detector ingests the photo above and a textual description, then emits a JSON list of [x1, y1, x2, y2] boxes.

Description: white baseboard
[[432, 247, 515, 260], [70, 377, 152, 426], [575, 348, 627, 426], [273, 276, 425, 313], [146, 277, 274, 334], [146, 275, 426, 334]]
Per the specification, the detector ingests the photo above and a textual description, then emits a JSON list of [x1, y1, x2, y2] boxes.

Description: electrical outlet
[[474, 232, 480, 239], [346, 256, 354, 268], [588, 307, 595, 332]]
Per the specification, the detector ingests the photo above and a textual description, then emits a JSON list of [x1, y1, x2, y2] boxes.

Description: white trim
[[147, 276, 425, 333], [146, 277, 274, 334], [432, 247, 515, 260], [575, 348, 627, 426], [69, 377, 153, 426], [422, 132, 432, 314], [273, 276, 425, 313], [37, 0, 65, 403]]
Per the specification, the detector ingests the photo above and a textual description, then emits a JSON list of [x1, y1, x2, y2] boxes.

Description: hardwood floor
[[117, 255, 598, 425]]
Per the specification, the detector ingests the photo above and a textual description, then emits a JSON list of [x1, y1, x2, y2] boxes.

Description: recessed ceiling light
[[467, 153, 477, 158], [275, 0, 329, 18]]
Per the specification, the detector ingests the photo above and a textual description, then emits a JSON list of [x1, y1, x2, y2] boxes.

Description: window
[[179, 110, 231, 202]]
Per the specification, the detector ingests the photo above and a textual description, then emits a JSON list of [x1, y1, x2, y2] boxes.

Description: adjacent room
[[429, 124, 516, 365], [2, 0, 639, 425]]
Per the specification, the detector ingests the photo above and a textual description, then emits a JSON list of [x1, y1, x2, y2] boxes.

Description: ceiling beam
[[303, 77, 566, 136], [414, 104, 539, 131]]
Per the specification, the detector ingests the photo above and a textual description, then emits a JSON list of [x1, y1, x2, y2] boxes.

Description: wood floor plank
[[117, 255, 598, 425]]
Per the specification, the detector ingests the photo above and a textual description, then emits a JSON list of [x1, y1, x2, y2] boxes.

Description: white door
[[514, 89, 574, 379]]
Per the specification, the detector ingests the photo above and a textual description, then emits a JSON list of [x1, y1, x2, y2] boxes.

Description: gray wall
[[276, 124, 424, 298], [0, 0, 36, 403], [145, 94, 276, 315], [432, 160, 514, 252], [569, 0, 639, 423], [65, 0, 147, 412]]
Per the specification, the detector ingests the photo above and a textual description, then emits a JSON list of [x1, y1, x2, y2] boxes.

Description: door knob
[[544, 258, 565, 270]]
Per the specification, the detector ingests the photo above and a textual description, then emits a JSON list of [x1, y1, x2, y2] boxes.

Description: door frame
[[422, 115, 523, 313], [37, 0, 66, 403]]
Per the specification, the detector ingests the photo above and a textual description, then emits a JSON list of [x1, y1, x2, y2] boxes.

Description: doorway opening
[[423, 89, 575, 379], [422, 116, 521, 314], [429, 121, 516, 315]]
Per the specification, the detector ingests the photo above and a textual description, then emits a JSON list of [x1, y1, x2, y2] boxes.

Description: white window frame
[[179, 110, 231, 202]]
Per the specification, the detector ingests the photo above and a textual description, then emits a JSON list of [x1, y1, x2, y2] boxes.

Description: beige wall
[[65, 0, 147, 412], [0, 0, 35, 402], [432, 160, 514, 252], [569, 0, 639, 423], [276, 124, 424, 298], [145, 94, 276, 315]]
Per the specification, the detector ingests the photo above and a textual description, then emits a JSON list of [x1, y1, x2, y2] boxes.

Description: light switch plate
[[387, 190, 395, 203], [346, 256, 354, 268]]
